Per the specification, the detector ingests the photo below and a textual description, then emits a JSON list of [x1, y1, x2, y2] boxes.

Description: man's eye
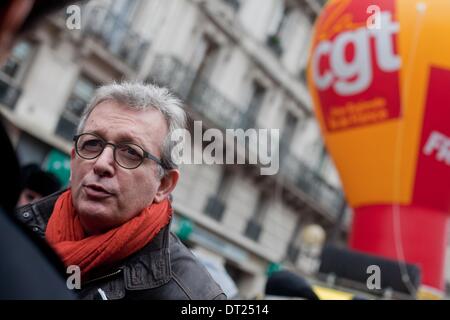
[[83, 139, 102, 149], [121, 146, 141, 159]]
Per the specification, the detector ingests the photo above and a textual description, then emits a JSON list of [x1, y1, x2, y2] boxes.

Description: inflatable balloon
[[307, 0, 450, 295]]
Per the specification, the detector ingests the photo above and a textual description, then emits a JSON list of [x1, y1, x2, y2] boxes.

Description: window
[[280, 111, 298, 160], [84, 0, 148, 69], [107, 0, 140, 54], [287, 243, 300, 263], [204, 196, 226, 221], [300, 68, 307, 84], [0, 41, 32, 109], [111, 0, 140, 22], [204, 168, 232, 221], [267, 1, 285, 37], [244, 191, 270, 241], [242, 81, 266, 129], [55, 76, 96, 141], [285, 215, 303, 264], [1, 41, 33, 82], [222, 0, 241, 11], [67, 77, 96, 119], [191, 36, 220, 82], [266, 2, 291, 56], [316, 142, 327, 172]]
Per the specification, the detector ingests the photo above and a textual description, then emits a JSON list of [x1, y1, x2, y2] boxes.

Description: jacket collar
[[29, 190, 173, 290]]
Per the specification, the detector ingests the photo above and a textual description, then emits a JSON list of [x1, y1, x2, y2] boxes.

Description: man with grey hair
[[16, 81, 226, 300]]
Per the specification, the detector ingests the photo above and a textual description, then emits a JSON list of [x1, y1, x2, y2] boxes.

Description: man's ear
[[154, 169, 179, 203]]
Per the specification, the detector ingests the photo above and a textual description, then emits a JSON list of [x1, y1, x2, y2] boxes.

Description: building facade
[[0, 0, 353, 298]]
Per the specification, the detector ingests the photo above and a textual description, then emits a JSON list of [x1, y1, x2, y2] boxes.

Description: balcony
[[148, 55, 346, 219], [189, 78, 244, 129], [149, 55, 244, 129], [0, 74, 21, 110], [83, 9, 150, 70], [280, 150, 345, 218], [148, 55, 196, 100]]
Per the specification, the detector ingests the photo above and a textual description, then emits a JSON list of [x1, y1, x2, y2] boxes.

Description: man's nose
[[93, 145, 115, 177]]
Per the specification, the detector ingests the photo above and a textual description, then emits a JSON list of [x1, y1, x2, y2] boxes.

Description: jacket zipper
[[83, 268, 123, 286]]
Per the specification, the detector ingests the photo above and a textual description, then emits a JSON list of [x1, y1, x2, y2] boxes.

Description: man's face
[[70, 100, 169, 235]]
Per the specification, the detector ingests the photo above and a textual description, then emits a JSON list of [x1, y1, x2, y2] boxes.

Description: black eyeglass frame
[[73, 132, 165, 170]]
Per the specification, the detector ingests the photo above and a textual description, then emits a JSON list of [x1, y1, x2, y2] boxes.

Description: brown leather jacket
[[16, 191, 226, 300]]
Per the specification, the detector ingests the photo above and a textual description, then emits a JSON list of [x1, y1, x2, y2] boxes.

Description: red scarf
[[45, 189, 172, 276]]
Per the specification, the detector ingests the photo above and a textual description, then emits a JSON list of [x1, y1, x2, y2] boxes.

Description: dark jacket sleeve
[[0, 207, 76, 299]]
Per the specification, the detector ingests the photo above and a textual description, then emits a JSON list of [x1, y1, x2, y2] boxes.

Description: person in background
[[0, 0, 79, 299], [17, 164, 62, 207]]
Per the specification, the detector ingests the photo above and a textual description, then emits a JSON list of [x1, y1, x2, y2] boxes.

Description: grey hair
[[77, 82, 186, 176]]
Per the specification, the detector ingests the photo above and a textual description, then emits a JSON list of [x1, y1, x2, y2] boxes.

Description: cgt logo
[[312, 11, 401, 96]]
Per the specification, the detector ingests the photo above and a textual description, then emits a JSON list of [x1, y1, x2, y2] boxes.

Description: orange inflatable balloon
[[308, 0, 450, 294]]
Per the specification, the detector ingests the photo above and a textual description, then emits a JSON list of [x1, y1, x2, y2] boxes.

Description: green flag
[[44, 149, 71, 187]]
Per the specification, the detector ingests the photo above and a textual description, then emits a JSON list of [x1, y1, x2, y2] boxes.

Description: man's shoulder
[[15, 189, 65, 235], [14, 192, 227, 300], [0, 207, 75, 299], [168, 233, 226, 300], [16, 189, 64, 216]]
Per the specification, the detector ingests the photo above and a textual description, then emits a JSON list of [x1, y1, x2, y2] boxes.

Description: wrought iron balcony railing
[[149, 55, 346, 218], [84, 8, 150, 70], [148, 55, 196, 100], [149, 55, 244, 129], [280, 149, 345, 217], [188, 78, 244, 129]]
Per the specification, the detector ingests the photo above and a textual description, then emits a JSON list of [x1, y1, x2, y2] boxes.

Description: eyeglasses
[[73, 133, 164, 170]]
